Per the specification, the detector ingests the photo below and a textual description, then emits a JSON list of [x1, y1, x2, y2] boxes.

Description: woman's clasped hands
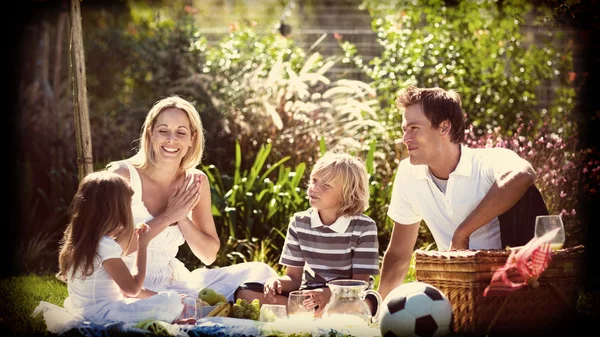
[[165, 173, 203, 224]]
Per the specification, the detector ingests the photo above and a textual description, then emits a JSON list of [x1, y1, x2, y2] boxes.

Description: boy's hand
[[302, 287, 331, 318], [264, 277, 282, 302]]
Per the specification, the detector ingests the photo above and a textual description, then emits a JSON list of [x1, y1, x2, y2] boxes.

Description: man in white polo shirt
[[378, 85, 537, 300]]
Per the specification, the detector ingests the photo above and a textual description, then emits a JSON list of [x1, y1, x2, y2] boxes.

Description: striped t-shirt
[[279, 208, 380, 288]]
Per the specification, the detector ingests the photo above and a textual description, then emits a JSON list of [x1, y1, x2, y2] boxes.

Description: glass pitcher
[[322, 279, 382, 325]]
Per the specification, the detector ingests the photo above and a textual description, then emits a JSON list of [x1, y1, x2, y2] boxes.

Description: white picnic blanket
[[33, 301, 381, 337]]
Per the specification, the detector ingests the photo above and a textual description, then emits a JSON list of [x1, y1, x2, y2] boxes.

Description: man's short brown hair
[[396, 85, 465, 144]]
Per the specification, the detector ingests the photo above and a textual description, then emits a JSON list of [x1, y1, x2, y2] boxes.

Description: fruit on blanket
[[216, 293, 227, 304], [134, 319, 171, 336], [199, 287, 219, 305], [217, 302, 232, 317], [231, 298, 260, 320], [134, 319, 154, 329], [206, 302, 231, 317], [196, 299, 210, 307]]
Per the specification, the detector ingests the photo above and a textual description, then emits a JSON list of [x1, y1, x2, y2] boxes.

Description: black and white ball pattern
[[379, 281, 453, 337]]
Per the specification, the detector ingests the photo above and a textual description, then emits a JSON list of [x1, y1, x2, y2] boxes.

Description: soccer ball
[[379, 281, 453, 337]]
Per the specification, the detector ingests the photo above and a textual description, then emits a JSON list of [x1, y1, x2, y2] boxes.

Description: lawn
[[1, 275, 67, 336]]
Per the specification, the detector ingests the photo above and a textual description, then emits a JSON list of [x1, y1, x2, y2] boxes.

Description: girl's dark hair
[[58, 171, 134, 280]]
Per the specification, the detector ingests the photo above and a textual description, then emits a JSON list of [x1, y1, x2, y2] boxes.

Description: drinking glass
[[181, 296, 196, 320], [534, 215, 565, 250], [287, 290, 314, 318], [259, 304, 288, 322]]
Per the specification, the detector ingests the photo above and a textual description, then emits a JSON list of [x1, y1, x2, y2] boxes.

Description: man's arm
[[452, 154, 536, 249], [378, 221, 420, 301]]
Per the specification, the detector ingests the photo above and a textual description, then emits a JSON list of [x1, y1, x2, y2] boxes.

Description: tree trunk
[[69, 0, 93, 180]]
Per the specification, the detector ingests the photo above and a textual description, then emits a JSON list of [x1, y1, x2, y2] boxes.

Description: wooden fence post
[[69, 0, 93, 180]]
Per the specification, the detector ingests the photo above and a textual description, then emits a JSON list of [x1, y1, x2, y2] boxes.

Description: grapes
[[230, 298, 260, 320]]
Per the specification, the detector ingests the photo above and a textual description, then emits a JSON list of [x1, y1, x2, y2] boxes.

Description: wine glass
[[287, 290, 314, 318], [259, 304, 287, 322], [534, 215, 565, 250]]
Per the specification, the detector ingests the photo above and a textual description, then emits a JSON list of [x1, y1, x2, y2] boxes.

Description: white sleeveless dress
[[63, 236, 183, 323], [121, 161, 278, 301], [33, 237, 184, 331]]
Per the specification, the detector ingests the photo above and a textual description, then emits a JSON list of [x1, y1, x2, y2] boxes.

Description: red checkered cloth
[[483, 228, 560, 296]]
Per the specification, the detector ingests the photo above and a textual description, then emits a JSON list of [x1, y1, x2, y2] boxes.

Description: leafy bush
[[198, 24, 385, 170], [354, 0, 576, 137], [177, 141, 310, 271], [17, 73, 78, 275]]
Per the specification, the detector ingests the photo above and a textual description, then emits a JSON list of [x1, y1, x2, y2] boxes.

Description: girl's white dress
[[33, 236, 184, 334], [63, 236, 183, 323], [121, 160, 278, 301]]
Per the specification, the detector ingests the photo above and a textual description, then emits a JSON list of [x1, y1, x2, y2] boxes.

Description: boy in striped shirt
[[235, 152, 380, 317]]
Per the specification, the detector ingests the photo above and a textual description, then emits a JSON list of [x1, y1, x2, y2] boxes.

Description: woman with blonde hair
[[107, 95, 277, 301]]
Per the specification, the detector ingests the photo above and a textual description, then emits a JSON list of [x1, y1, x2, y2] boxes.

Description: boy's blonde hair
[[310, 152, 370, 217]]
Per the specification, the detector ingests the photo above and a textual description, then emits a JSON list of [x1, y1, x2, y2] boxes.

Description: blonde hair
[[58, 171, 134, 281], [310, 152, 370, 217], [132, 95, 205, 171]]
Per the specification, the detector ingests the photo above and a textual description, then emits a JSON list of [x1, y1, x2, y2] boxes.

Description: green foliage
[[199, 24, 384, 170], [84, 7, 230, 168], [176, 141, 310, 271], [16, 162, 77, 275], [352, 0, 576, 138], [17, 60, 79, 274]]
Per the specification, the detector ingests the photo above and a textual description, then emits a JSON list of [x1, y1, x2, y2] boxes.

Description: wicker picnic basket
[[415, 245, 585, 336]]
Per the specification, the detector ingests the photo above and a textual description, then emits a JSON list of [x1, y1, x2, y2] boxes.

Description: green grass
[[1, 275, 67, 336]]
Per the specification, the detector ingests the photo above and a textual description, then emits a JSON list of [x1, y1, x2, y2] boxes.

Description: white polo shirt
[[388, 146, 528, 250]]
